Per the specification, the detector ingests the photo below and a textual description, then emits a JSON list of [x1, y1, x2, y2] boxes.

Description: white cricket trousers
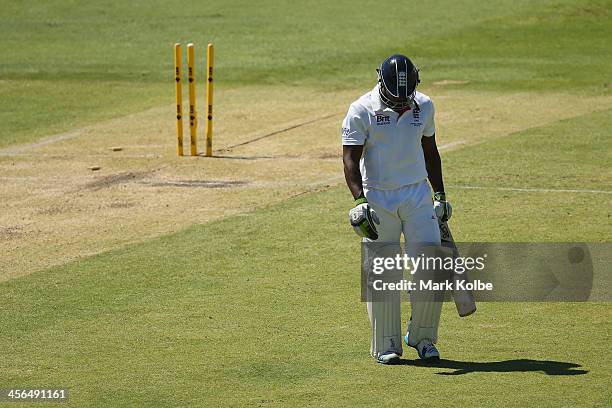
[[363, 180, 442, 358]]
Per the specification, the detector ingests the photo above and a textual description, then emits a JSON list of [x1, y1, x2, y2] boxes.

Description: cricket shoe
[[404, 335, 440, 361], [377, 352, 400, 365]]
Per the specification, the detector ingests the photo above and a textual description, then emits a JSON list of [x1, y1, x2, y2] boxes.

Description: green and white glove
[[433, 192, 452, 222], [349, 197, 379, 240]]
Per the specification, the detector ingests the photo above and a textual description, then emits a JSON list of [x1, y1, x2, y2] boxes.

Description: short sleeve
[[341, 105, 367, 145], [423, 101, 435, 137]]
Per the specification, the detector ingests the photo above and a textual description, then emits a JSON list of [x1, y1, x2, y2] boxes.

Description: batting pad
[[406, 298, 442, 346], [405, 244, 444, 346], [363, 242, 403, 358], [367, 291, 403, 358]]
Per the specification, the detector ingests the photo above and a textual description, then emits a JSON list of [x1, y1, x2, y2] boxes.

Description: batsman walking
[[342, 54, 453, 364]]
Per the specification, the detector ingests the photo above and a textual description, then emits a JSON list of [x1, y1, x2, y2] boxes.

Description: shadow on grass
[[398, 359, 588, 376]]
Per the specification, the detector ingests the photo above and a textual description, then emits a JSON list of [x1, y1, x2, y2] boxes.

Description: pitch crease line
[[450, 185, 612, 194], [220, 112, 342, 151]]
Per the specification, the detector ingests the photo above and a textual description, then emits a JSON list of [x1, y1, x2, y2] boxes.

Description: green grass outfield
[[1, 111, 610, 407], [1, 0, 611, 406], [0, 0, 609, 146]]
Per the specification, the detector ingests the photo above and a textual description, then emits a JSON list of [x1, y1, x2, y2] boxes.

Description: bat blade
[[439, 219, 477, 317]]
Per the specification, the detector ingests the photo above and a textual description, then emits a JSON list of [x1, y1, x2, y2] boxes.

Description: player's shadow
[[399, 358, 588, 376]]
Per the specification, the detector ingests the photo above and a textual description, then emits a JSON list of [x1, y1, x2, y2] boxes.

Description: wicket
[[205, 44, 214, 157], [174, 44, 183, 156], [187, 43, 197, 156], [174, 42, 214, 157]]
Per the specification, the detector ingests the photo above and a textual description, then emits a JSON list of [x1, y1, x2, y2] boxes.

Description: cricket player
[[342, 54, 452, 364]]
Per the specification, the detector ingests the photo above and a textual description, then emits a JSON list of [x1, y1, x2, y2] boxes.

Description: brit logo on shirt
[[376, 114, 391, 125]]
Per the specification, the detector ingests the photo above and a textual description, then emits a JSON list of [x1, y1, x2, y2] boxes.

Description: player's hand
[[434, 192, 452, 221], [349, 197, 379, 240]]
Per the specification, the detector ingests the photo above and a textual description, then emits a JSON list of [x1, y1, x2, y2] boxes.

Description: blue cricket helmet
[[377, 54, 420, 110]]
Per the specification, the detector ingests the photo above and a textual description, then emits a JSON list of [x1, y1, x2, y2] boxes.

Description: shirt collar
[[371, 84, 386, 113], [371, 83, 419, 114]]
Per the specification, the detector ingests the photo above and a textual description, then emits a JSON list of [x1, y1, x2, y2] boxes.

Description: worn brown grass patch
[[0, 86, 610, 281]]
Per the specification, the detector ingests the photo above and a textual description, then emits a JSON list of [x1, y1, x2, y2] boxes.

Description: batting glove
[[349, 197, 379, 240], [433, 192, 452, 222]]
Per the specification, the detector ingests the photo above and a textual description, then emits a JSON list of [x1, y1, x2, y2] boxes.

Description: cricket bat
[[438, 219, 477, 317]]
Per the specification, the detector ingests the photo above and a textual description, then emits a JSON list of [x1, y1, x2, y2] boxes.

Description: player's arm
[[422, 134, 444, 193], [422, 134, 452, 221], [342, 108, 378, 239], [343, 144, 378, 239], [343, 145, 364, 199]]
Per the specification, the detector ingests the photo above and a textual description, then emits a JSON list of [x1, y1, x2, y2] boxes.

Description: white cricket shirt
[[342, 84, 436, 190]]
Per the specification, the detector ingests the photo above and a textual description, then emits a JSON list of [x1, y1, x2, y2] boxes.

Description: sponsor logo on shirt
[[375, 114, 391, 125], [342, 127, 350, 136], [411, 105, 422, 127], [412, 104, 420, 120]]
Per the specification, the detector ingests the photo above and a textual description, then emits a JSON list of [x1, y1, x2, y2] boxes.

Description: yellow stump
[[205, 43, 214, 157], [187, 43, 197, 156], [174, 44, 184, 156]]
